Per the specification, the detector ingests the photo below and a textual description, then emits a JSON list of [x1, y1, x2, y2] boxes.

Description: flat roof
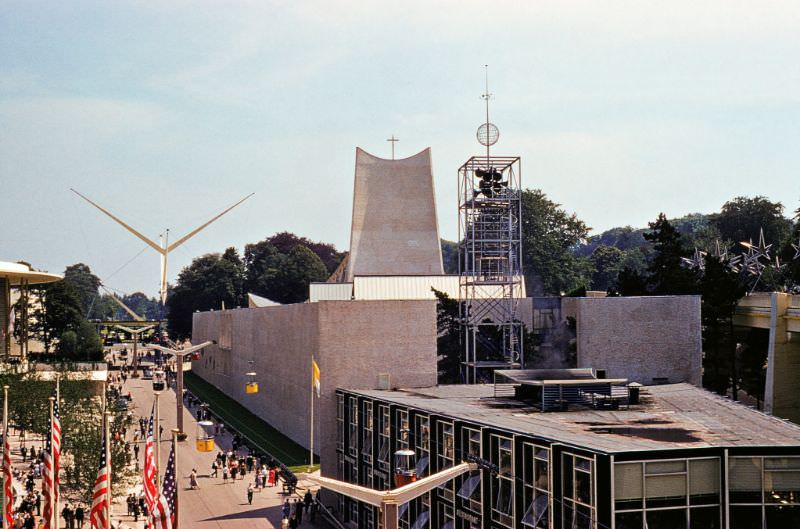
[[345, 383, 800, 454]]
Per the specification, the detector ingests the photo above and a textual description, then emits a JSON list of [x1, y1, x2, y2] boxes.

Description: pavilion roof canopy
[[0, 261, 62, 286]]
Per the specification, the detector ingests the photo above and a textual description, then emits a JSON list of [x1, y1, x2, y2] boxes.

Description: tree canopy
[[521, 189, 592, 295]]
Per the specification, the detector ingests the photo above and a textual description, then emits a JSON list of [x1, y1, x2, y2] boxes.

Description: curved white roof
[[0, 261, 62, 285]]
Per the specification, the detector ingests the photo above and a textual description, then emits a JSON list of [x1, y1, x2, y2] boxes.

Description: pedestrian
[[295, 498, 303, 524], [35, 491, 41, 516], [231, 465, 238, 481], [126, 494, 133, 516], [303, 490, 312, 514], [132, 501, 140, 522], [282, 499, 291, 519], [289, 515, 298, 529], [75, 505, 84, 529], [211, 460, 218, 477], [268, 468, 276, 487], [190, 468, 199, 489], [223, 466, 229, 483], [247, 483, 254, 505]]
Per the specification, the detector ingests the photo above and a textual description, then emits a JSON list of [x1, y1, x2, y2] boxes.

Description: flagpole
[[105, 411, 111, 529], [48, 396, 55, 529], [55, 376, 60, 529], [154, 392, 161, 487], [309, 356, 314, 472], [3, 385, 9, 528], [171, 428, 180, 529]]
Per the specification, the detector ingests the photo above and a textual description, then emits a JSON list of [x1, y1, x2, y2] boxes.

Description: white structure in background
[[71, 189, 253, 304]]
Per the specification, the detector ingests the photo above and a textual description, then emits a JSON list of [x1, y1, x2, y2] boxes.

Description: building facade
[[334, 382, 800, 529]]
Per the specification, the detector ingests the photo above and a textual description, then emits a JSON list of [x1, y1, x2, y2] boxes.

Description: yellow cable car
[[245, 371, 258, 394], [196, 420, 215, 452]]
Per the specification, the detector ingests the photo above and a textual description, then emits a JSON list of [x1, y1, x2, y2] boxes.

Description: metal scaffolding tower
[[458, 155, 524, 383]]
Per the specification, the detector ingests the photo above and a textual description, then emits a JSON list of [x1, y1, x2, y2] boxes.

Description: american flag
[[151, 444, 177, 529], [90, 426, 110, 529], [42, 396, 61, 529], [2, 426, 13, 527], [143, 405, 158, 516]]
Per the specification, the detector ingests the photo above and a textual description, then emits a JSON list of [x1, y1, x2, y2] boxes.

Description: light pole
[[145, 341, 214, 436], [115, 325, 155, 377]]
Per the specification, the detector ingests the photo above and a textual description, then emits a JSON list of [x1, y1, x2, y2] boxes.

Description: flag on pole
[[90, 426, 110, 529], [151, 444, 177, 529], [143, 405, 158, 516], [42, 396, 61, 529], [2, 415, 13, 527], [312, 359, 321, 397]]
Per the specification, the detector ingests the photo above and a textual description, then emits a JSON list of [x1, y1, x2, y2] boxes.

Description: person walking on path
[[247, 483, 254, 505], [282, 500, 290, 519], [231, 464, 238, 481], [75, 505, 84, 529], [294, 498, 303, 525], [304, 490, 313, 514], [223, 466, 229, 483], [211, 460, 218, 477], [190, 468, 199, 489]]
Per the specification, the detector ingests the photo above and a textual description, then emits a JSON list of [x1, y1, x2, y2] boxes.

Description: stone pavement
[[111, 372, 323, 529]]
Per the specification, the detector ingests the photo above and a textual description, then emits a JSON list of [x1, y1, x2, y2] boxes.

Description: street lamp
[[144, 341, 215, 437], [114, 324, 155, 377]]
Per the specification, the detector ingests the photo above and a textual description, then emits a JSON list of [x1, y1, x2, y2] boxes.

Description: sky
[[1, 1, 799, 298]]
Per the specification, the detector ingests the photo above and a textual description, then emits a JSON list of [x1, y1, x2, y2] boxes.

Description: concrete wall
[[346, 148, 443, 280], [574, 295, 702, 386], [191, 299, 438, 478]]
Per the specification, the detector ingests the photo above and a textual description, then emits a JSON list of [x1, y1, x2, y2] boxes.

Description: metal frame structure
[[458, 155, 524, 383]]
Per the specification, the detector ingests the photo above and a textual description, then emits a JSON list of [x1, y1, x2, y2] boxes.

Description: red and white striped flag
[[42, 395, 61, 529], [90, 426, 110, 529], [143, 405, 158, 516], [151, 444, 177, 529], [2, 422, 13, 527]]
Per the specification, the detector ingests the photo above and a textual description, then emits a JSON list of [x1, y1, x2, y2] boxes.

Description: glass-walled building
[[334, 380, 800, 529]]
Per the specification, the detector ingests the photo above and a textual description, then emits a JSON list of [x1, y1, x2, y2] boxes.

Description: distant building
[[335, 370, 800, 529]]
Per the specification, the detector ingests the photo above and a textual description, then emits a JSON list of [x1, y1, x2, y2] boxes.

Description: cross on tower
[[387, 135, 399, 160]]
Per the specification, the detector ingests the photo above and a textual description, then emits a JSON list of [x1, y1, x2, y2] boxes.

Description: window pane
[[690, 506, 720, 529], [615, 511, 643, 529], [457, 473, 481, 500], [563, 455, 574, 499], [576, 469, 592, 505], [690, 459, 719, 495], [764, 470, 800, 503], [615, 463, 643, 500], [521, 495, 548, 528], [646, 508, 687, 529], [730, 506, 762, 529], [765, 457, 800, 470], [730, 457, 763, 503], [647, 460, 687, 474], [766, 505, 800, 528], [410, 511, 429, 529], [646, 474, 686, 507], [575, 504, 592, 529], [534, 459, 549, 491]]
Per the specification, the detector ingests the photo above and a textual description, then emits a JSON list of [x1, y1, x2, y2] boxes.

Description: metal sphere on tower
[[476, 123, 499, 147]]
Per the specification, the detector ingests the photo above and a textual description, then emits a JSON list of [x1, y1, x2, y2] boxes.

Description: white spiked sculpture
[[71, 189, 253, 303]]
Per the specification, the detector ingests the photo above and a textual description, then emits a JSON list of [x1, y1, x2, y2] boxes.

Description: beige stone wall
[[191, 299, 437, 477], [346, 148, 443, 280], [575, 295, 702, 386]]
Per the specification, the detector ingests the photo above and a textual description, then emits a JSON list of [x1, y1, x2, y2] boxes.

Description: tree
[[244, 240, 329, 304], [166, 248, 247, 338], [266, 232, 345, 274], [440, 239, 459, 275], [609, 267, 647, 297], [521, 189, 592, 295], [63, 263, 102, 319], [643, 213, 699, 295], [699, 256, 746, 396], [713, 196, 792, 250], [589, 245, 624, 291], [433, 289, 461, 383]]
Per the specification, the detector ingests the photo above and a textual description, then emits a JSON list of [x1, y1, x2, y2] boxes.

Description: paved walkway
[[111, 373, 322, 529]]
